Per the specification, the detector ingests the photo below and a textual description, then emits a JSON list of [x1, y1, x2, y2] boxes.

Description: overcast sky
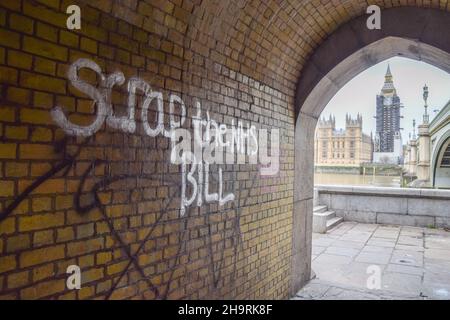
[[320, 57, 450, 142]]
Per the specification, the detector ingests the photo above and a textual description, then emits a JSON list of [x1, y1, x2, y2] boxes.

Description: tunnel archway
[[293, 7, 450, 294], [3, 0, 450, 300]]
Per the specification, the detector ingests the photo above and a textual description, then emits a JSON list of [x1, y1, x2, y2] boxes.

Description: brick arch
[[1, 0, 450, 300], [293, 7, 450, 294]]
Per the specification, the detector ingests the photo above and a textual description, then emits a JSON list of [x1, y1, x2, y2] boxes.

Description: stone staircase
[[312, 205, 342, 233]]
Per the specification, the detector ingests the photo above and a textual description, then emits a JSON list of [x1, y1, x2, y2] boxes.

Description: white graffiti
[[51, 59, 185, 137], [51, 58, 280, 216]]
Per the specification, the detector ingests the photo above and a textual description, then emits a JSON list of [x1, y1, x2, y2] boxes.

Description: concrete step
[[313, 209, 335, 234], [313, 208, 342, 233], [313, 205, 328, 213], [314, 210, 335, 219], [326, 216, 343, 230]]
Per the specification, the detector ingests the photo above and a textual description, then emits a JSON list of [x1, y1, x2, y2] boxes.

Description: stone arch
[[432, 133, 450, 188], [293, 7, 450, 294]]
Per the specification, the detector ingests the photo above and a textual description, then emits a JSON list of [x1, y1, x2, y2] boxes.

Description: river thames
[[314, 173, 402, 188]]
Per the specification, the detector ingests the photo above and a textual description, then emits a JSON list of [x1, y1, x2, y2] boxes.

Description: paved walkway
[[296, 222, 450, 300]]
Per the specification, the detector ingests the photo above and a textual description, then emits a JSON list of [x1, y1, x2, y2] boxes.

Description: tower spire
[[381, 64, 395, 94], [386, 64, 392, 79]]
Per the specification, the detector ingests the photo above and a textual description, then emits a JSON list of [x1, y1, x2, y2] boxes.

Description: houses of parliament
[[314, 113, 373, 171], [315, 65, 406, 171]]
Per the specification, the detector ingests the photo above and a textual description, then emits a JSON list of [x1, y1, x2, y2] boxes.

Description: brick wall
[[0, 0, 447, 300]]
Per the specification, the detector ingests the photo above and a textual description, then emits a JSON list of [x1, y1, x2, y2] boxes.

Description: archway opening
[[292, 7, 450, 298], [309, 56, 450, 298]]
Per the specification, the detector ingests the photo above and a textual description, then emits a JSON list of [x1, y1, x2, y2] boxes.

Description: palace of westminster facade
[[315, 65, 450, 189]]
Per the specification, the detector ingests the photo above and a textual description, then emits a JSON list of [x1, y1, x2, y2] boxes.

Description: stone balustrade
[[315, 185, 450, 228]]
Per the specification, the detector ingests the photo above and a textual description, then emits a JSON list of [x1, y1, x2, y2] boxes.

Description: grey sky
[[320, 57, 450, 142]]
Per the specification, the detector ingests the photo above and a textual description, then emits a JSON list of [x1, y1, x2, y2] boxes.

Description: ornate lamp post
[[423, 84, 429, 124]]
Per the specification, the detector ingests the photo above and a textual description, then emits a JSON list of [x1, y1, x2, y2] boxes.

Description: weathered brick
[[20, 245, 65, 267], [6, 234, 30, 252], [0, 47, 5, 63], [0, 255, 17, 273], [7, 270, 29, 289], [22, 1, 66, 27], [60, 30, 79, 47], [67, 237, 104, 257], [33, 91, 54, 109], [0, 66, 18, 84], [19, 143, 59, 160], [36, 22, 58, 42], [19, 212, 65, 232], [109, 285, 136, 300], [9, 13, 34, 34], [20, 71, 66, 94], [80, 37, 98, 54], [23, 36, 68, 62], [78, 285, 96, 299], [83, 267, 104, 284], [96, 279, 112, 294], [0, 217, 16, 234], [5, 125, 28, 140], [106, 260, 128, 276], [34, 57, 56, 75], [33, 263, 55, 282], [21, 279, 65, 299], [30, 162, 52, 177], [0, 180, 15, 197], [31, 127, 53, 142], [76, 223, 95, 239], [0, 143, 17, 159], [0, 7, 5, 26], [58, 291, 77, 300], [5, 162, 28, 177], [56, 226, 74, 242], [32, 197, 52, 212], [7, 50, 33, 70], [7, 86, 31, 104], [0, 1, 21, 11], [0, 29, 20, 49], [33, 229, 54, 247], [96, 251, 112, 264], [0, 106, 16, 122], [78, 254, 95, 269]]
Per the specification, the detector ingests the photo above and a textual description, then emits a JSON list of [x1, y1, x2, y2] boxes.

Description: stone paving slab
[[306, 222, 450, 300], [294, 279, 423, 300], [325, 246, 360, 258], [355, 251, 391, 264]]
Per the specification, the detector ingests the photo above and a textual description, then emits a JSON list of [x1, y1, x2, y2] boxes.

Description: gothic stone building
[[315, 114, 373, 170], [373, 65, 403, 164]]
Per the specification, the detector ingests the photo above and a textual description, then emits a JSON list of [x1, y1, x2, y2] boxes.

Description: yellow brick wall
[[0, 0, 448, 300]]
